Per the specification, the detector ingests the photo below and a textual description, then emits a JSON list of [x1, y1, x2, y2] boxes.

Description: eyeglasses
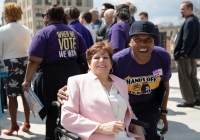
[[42, 14, 47, 18], [132, 37, 154, 44]]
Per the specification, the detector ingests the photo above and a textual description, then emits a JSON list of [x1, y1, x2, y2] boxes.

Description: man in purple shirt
[[113, 20, 171, 140]]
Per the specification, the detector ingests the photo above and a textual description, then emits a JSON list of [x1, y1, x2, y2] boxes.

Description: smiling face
[[130, 34, 154, 64], [88, 50, 112, 76]]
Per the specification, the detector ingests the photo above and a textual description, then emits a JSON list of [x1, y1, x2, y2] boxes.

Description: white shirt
[[104, 85, 135, 140], [0, 22, 31, 60], [84, 24, 96, 43]]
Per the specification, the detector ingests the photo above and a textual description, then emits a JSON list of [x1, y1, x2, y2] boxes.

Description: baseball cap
[[129, 20, 158, 38]]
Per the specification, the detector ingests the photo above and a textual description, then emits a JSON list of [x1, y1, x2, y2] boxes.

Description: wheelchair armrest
[[54, 127, 81, 140], [130, 119, 150, 128]]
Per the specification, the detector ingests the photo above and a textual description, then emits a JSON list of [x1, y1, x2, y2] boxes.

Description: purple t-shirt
[[29, 23, 87, 63], [107, 21, 130, 50], [113, 47, 171, 105]]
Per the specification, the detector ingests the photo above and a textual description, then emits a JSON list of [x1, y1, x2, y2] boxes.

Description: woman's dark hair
[[86, 41, 113, 63], [46, 4, 64, 21], [64, 6, 80, 19], [116, 4, 130, 21]]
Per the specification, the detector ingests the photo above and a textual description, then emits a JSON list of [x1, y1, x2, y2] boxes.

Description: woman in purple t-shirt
[[22, 5, 87, 140], [107, 4, 131, 53]]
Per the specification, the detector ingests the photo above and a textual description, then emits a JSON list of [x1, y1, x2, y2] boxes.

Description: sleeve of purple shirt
[[109, 25, 126, 50], [28, 30, 47, 58], [163, 52, 172, 82]]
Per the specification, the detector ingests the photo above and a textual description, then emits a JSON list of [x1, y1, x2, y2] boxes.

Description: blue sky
[[0, 0, 199, 26]]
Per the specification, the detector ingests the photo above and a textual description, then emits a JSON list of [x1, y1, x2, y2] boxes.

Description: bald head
[[104, 9, 114, 26], [104, 9, 114, 17]]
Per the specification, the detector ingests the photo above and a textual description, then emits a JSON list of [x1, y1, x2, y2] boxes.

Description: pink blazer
[[61, 71, 143, 140]]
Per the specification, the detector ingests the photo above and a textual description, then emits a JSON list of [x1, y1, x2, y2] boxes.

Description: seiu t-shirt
[[113, 47, 171, 105]]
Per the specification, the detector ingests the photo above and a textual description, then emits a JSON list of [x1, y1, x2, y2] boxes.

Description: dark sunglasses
[[42, 14, 47, 18]]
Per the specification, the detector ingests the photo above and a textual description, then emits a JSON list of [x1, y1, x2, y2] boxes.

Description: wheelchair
[[52, 101, 150, 140]]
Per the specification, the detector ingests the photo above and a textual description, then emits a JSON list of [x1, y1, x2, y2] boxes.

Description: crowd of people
[[0, 0, 200, 140]]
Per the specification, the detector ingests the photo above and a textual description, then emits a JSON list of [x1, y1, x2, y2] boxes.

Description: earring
[[110, 68, 113, 73], [87, 68, 91, 72]]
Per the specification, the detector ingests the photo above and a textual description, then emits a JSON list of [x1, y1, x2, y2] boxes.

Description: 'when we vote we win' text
[[57, 31, 77, 58]]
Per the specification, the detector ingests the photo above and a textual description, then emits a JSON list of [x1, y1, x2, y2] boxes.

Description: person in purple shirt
[[113, 21, 171, 140], [64, 6, 94, 49], [107, 4, 130, 53], [22, 5, 87, 140]]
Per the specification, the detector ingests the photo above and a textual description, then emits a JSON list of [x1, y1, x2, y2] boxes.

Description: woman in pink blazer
[[61, 41, 144, 140]]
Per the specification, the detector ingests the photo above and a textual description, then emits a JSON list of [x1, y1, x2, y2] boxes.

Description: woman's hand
[[95, 120, 125, 135], [22, 81, 31, 92], [57, 86, 68, 106]]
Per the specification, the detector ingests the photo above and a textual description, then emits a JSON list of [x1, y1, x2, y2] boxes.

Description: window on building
[[28, 10, 32, 18], [76, 0, 82, 6], [23, 12, 26, 19], [85, 0, 91, 7], [68, 0, 71, 6], [36, 21, 43, 29], [23, 0, 25, 8], [62, 0, 66, 5], [35, 9, 43, 17], [27, 0, 30, 6], [57, 0, 60, 5], [35, 0, 42, 5], [45, 0, 52, 5], [29, 10, 32, 17], [29, 22, 32, 29]]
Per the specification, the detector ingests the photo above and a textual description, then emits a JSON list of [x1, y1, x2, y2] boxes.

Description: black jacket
[[174, 14, 200, 61]]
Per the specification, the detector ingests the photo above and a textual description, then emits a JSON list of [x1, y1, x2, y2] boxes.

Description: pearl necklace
[[101, 84, 120, 118]]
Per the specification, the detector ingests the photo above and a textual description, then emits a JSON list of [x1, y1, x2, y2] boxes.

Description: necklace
[[102, 84, 120, 118]]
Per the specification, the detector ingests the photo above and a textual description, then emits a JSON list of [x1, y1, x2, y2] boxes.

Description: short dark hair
[[80, 12, 92, 23], [139, 12, 148, 18], [182, 1, 193, 11], [103, 3, 115, 9], [64, 6, 80, 19], [46, 4, 64, 21], [86, 41, 113, 63], [63, 14, 68, 24]]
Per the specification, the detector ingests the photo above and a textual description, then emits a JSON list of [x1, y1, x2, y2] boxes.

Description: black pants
[[46, 106, 58, 140], [131, 99, 160, 140], [34, 59, 82, 140]]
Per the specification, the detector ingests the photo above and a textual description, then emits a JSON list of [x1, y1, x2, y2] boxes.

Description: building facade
[[17, 0, 93, 36]]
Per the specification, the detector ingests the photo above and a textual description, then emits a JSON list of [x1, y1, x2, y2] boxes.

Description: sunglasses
[[42, 14, 47, 18]]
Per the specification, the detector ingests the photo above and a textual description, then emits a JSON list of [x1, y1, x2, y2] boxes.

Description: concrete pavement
[[0, 72, 200, 140]]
